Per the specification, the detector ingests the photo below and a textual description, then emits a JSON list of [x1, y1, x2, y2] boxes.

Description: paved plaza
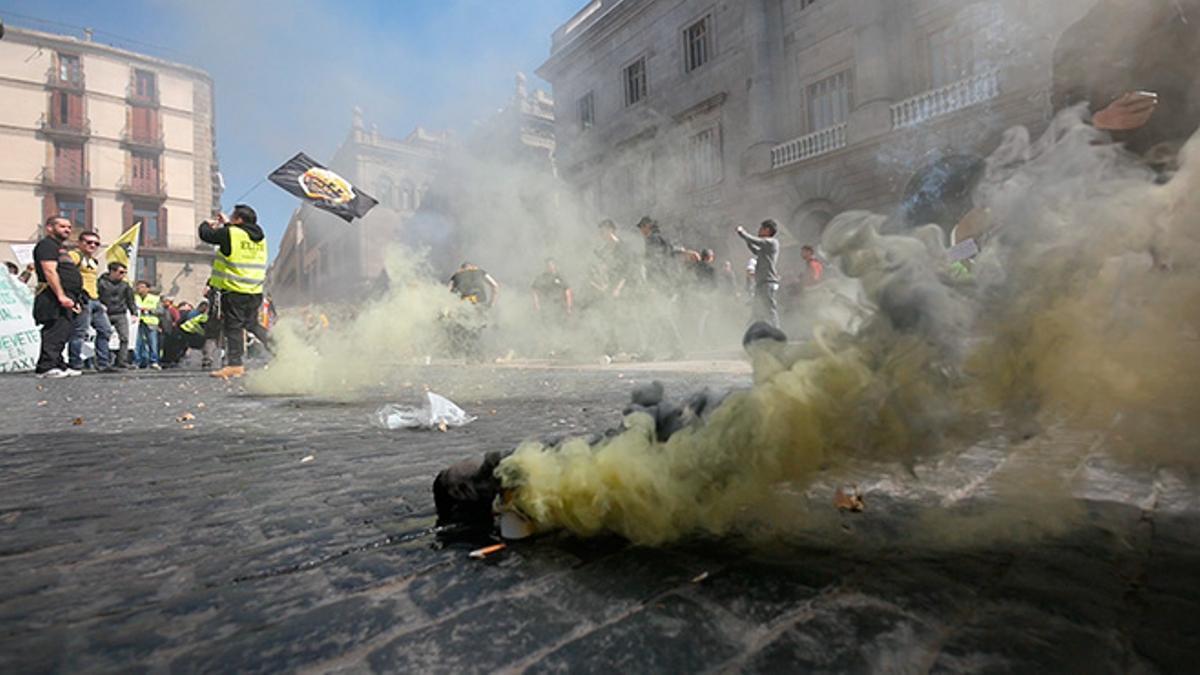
[[1, 364, 1198, 673]]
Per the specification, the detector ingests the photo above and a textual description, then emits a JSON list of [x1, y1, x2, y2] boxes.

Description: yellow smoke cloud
[[496, 118, 1200, 545]]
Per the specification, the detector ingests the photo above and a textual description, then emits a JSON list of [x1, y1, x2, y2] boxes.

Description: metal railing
[[121, 126, 165, 151], [118, 177, 168, 199], [126, 81, 161, 106], [770, 122, 847, 169], [37, 114, 91, 138], [890, 69, 1000, 130], [39, 166, 90, 190], [45, 65, 86, 91]]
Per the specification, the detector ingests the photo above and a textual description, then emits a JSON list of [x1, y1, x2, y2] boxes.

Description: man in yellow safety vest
[[199, 203, 268, 378], [133, 280, 164, 370]]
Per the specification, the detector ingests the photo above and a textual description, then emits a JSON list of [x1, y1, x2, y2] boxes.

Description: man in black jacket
[[96, 261, 138, 368]]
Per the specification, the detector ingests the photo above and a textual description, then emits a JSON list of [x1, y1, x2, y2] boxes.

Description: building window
[[578, 91, 595, 129], [136, 255, 158, 287], [131, 153, 159, 189], [687, 125, 723, 189], [57, 53, 82, 85], [51, 91, 84, 128], [58, 198, 87, 230], [684, 15, 712, 72], [928, 5, 1001, 88], [133, 69, 157, 101], [624, 57, 647, 107], [799, 0, 819, 9], [131, 106, 160, 143], [807, 69, 853, 131], [133, 206, 164, 247]]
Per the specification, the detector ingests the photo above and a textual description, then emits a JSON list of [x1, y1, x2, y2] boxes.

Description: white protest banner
[[10, 243, 35, 268], [0, 271, 39, 373]]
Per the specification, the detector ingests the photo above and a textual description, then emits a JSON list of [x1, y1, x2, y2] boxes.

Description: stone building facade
[[538, 0, 1095, 276], [0, 26, 220, 301], [268, 111, 447, 305]]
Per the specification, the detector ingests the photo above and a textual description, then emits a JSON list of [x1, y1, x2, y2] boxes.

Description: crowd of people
[[10, 204, 273, 379], [442, 215, 827, 361]]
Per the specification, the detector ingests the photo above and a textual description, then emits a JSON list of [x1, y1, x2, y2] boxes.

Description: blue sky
[[1, 0, 581, 251]]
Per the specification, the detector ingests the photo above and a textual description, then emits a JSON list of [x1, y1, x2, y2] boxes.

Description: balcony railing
[[126, 82, 160, 107], [37, 114, 91, 139], [45, 66, 86, 91], [121, 127, 165, 152], [118, 177, 168, 200], [770, 122, 847, 169], [39, 167, 91, 191], [890, 69, 1001, 130]]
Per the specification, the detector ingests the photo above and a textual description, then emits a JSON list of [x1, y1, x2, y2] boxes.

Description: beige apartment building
[[0, 26, 220, 301], [539, 0, 1096, 277]]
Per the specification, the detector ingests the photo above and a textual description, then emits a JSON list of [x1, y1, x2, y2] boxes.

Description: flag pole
[[229, 178, 267, 206]]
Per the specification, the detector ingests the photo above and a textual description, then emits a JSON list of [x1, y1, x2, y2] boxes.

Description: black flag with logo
[[268, 152, 379, 223]]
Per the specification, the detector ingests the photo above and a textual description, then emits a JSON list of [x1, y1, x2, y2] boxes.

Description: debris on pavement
[[71, 417, 84, 426], [375, 392, 476, 431], [468, 543, 507, 560], [175, 412, 195, 423], [834, 485, 865, 512], [691, 572, 710, 583], [300, 455, 314, 463], [36, 400, 48, 406], [181, 424, 195, 430]]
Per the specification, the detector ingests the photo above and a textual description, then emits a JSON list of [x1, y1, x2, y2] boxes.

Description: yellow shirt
[[68, 250, 100, 300]]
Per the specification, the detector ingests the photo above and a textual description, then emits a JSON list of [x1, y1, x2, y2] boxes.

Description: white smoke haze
[[221, 1, 1200, 549]]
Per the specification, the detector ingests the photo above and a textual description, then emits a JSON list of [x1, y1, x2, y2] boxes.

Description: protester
[[531, 258, 573, 319], [162, 305, 208, 367], [97, 262, 138, 369], [31, 216, 83, 378], [133, 281, 164, 370], [199, 203, 269, 379], [449, 262, 500, 306], [801, 245, 825, 287], [635, 217, 688, 359], [66, 231, 114, 372], [721, 260, 739, 299], [737, 219, 781, 328]]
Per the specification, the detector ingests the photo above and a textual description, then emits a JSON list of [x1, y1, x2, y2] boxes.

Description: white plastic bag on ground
[[375, 392, 476, 430]]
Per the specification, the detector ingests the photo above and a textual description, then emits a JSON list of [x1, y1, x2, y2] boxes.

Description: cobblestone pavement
[[1, 363, 1197, 673]]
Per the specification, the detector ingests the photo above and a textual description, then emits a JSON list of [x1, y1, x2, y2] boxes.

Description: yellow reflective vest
[[135, 293, 160, 327], [179, 312, 208, 335], [211, 225, 268, 295]]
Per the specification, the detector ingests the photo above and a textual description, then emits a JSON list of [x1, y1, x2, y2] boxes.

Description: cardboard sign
[[10, 243, 35, 268], [947, 237, 979, 262]]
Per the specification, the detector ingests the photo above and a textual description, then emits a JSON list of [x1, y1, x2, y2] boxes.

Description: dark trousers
[[110, 313, 131, 365], [219, 291, 263, 366], [162, 331, 206, 365], [33, 293, 73, 373]]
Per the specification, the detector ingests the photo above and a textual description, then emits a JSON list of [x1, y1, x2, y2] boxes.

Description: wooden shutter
[[86, 198, 94, 232], [122, 200, 134, 232], [158, 206, 168, 247], [68, 93, 83, 126], [43, 193, 57, 221]]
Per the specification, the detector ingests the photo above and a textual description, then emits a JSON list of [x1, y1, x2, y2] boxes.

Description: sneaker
[[64, 368, 83, 377], [149, 363, 162, 371], [209, 365, 245, 379], [36, 368, 69, 379]]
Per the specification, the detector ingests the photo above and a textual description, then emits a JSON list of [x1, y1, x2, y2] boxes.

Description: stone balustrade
[[770, 122, 847, 170], [890, 70, 1001, 130]]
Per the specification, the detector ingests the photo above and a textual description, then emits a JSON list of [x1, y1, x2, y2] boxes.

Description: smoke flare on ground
[[495, 113, 1200, 546]]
